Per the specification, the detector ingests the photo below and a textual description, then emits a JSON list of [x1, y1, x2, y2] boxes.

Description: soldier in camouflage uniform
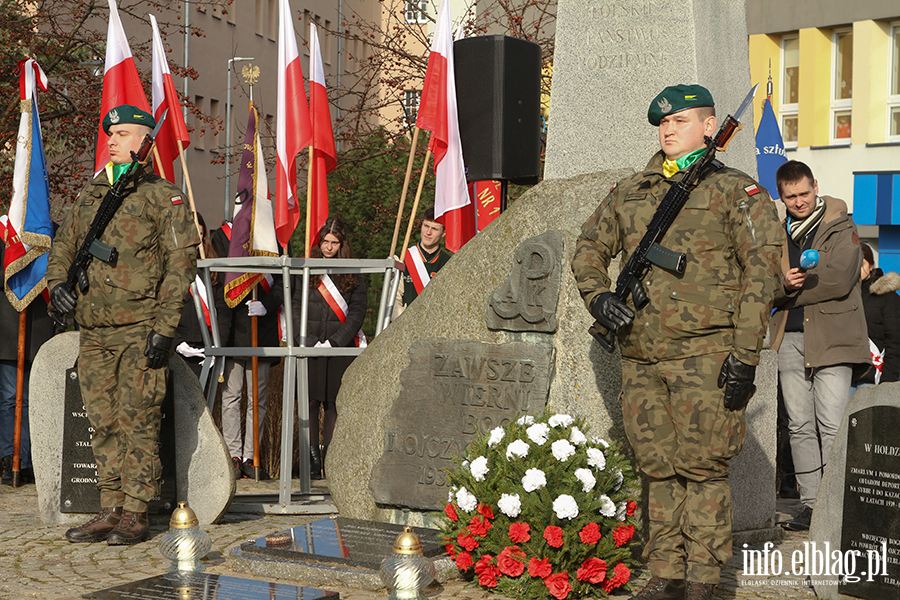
[[47, 105, 199, 545], [572, 85, 783, 600]]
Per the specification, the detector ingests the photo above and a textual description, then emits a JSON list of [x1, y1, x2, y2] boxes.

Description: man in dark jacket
[[858, 243, 900, 384], [770, 160, 870, 532]]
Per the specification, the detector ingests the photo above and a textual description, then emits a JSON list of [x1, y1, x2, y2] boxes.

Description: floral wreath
[[438, 412, 639, 600]]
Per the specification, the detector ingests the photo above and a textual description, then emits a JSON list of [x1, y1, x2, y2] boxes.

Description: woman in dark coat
[[859, 243, 900, 385], [292, 217, 366, 478]]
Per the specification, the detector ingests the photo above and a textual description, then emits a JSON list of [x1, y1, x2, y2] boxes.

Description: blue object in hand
[[799, 249, 819, 271]]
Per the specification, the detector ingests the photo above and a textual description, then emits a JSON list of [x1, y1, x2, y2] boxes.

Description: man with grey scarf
[[768, 160, 870, 532]]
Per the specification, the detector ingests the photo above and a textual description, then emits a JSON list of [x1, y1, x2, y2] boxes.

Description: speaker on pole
[[454, 35, 542, 186]]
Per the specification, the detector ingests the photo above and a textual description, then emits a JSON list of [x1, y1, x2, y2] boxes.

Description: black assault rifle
[[591, 85, 759, 352], [51, 110, 167, 330]]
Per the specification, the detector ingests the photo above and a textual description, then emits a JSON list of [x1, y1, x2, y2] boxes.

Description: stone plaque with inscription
[[839, 406, 900, 599], [486, 231, 563, 333], [84, 571, 338, 600], [369, 339, 554, 510], [59, 366, 177, 514]]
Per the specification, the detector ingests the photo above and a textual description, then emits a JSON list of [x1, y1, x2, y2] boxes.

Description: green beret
[[102, 105, 155, 135], [648, 84, 714, 126]]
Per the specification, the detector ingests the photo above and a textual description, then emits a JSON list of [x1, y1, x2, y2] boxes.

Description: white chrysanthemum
[[548, 414, 574, 428], [456, 487, 478, 512], [516, 415, 535, 426], [587, 447, 607, 470], [598, 494, 616, 518], [498, 493, 522, 518], [551, 439, 576, 461], [506, 439, 530, 461], [487, 426, 505, 447], [574, 468, 596, 492], [553, 494, 580, 520], [569, 426, 588, 445], [470, 456, 489, 481], [526, 423, 550, 446], [591, 436, 610, 449], [612, 467, 624, 490], [522, 468, 547, 492], [616, 502, 627, 522]]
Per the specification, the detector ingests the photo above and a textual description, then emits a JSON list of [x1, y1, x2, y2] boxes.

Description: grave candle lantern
[[379, 527, 435, 600], [158, 502, 212, 572]]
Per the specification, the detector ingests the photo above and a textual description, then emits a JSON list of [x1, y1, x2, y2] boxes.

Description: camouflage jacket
[[571, 151, 784, 365], [47, 168, 199, 338]]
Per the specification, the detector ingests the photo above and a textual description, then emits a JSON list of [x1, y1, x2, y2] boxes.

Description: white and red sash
[[317, 275, 367, 348], [190, 275, 211, 329], [406, 245, 431, 295], [870, 338, 885, 385]]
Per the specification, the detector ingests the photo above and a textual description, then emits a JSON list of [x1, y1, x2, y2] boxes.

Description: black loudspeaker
[[454, 35, 542, 185]]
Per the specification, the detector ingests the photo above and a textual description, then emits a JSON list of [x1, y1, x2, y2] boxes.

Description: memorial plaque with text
[[369, 339, 554, 510], [60, 367, 177, 514], [241, 517, 444, 568], [84, 571, 338, 600], [840, 406, 900, 599]]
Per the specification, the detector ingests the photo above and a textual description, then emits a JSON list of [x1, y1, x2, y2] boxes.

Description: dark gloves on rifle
[[145, 331, 173, 370], [717, 353, 756, 411], [590, 292, 635, 333], [50, 284, 78, 317]]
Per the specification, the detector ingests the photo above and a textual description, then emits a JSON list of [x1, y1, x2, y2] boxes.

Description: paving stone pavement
[[0, 478, 818, 600]]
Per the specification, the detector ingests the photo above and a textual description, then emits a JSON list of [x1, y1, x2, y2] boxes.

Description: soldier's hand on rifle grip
[[76, 268, 89, 294], [50, 284, 77, 317], [144, 331, 173, 370], [590, 292, 635, 333], [717, 353, 757, 411]]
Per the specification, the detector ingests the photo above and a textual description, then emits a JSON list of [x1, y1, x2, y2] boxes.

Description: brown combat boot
[[65, 507, 123, 543], [630, 576, 685, 600], [106, 510, 149, 545], [684, 582, 716, 600]]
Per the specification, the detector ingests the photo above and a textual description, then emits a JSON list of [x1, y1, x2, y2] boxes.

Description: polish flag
[[94, 0, 151, 173], [275, 0, 312, 250], [307, 22, 336, 252], [415, 0, 474, 252], [150, 14, 190, 183]]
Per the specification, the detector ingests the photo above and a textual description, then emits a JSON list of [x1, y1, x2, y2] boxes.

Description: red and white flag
[[94, 0, 151, 173], [307, 22, 336, 252], [150, 14, 190, 183], [275, 0, 312, 250], [415, 0, 474, 252]]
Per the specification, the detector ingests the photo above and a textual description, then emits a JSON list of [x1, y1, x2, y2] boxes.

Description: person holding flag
[[393, 206, 453, 318], [48, 105, 199, 545], [291, 217, 366, 479]]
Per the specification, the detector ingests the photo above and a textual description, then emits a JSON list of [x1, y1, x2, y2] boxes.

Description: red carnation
[[625, 500, 636, 516], [477, 503, 495, 520], [456, 551, 474, 570], [509, 522, 531, 543], [445, 543, 456, 559], [545, 572, 572, 600], [528, 557, 553, 579], [609, 563, 630, 588], [613, 524, 635, 547], [543, 525, 564, 548], [474, 555, 500, 588], [497, 546, 527, 577], [457, 532, 478, 551], [575, 557, 607, 584], [468, 515, 492, 537], [579, 522, 601, 544], [445, 503, 458, 522]]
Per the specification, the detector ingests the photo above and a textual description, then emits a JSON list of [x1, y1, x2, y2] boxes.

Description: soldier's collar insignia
[[109, 109, 120, 124], [658, 97, 672, 114]]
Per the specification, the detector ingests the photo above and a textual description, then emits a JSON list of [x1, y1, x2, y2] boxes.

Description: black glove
[[144, 331, 173, 370], [50, 284, 77, 317], [589, 292, 635, 332], [717, 353, 757, 411]]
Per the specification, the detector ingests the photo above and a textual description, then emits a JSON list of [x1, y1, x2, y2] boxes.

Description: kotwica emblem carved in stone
[[486, 230, 563, 332]]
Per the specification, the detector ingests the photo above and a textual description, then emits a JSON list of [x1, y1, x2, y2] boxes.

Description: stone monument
[[31, 332, 235, 526], [544, 0, 758, 180]]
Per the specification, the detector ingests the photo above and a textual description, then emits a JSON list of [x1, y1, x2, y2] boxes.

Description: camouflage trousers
[[79, 324, 167, 513], [621, 352, 745, 584]]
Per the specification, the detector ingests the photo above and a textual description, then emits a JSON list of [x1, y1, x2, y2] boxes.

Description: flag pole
[[399, 148, 433, 262], [12, 310, 26, 487], [177, 140, 205, 259], [152, 146, 168, 182], [251, 286, 260, 481], [389, 126, 421, 258], [304, 145, 315, 258]]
